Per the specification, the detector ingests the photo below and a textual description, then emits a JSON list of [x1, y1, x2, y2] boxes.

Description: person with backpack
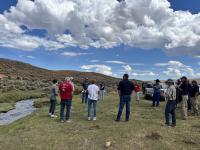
[[190, 80, 199, 116], [99, 83, 105, 100], [164, 79, 176, 127], [49, 79, 58, 118], [87, 79, 100, 121], [152, 79, 162, 107], [59, 77, 74, 123], [179, 76, 189, 120], [116, 74, 134, 122]]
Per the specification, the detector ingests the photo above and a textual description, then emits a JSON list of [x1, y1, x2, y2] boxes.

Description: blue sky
[[0, 0, 200, 80]]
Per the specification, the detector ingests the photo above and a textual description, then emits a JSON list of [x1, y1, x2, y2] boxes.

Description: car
[[144, 83, 167, 101]]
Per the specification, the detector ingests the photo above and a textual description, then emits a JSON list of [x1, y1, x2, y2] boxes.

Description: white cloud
[[81, 64, 113, 76], [27, 55, 35, 59], [105, 60, 126, 64], [132, 71, 156, 76], [122, 65, 133, 73], [61, 51, 88, 57], [156, 61, 196, 77], [0, 0, 198, 54]]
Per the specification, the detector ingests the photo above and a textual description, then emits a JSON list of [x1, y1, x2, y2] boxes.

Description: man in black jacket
[[116, 74, 134, 122]]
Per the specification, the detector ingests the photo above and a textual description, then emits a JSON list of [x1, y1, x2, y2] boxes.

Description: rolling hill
[[0, 58, 121, 92]]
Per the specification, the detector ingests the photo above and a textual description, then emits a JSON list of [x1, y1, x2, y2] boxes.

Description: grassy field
[[0, 90, 45, 112], [0, 93, 200, 150]]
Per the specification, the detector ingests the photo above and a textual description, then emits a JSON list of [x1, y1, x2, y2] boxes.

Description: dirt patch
[[89, 125, 101, 130], [0, 74, 6, 79], [183, 139, 197, 145], [145, 132, 162, 140]]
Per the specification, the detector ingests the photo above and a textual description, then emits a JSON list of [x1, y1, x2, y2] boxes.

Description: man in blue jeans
[[116, 74, 134, 122], [152, 79, 162, 107]]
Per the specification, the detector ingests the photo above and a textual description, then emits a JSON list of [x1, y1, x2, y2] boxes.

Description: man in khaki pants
[[180, 76, 189, 120]]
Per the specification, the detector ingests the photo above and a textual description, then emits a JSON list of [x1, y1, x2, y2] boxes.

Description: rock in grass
[[105, 141, 111, 148]]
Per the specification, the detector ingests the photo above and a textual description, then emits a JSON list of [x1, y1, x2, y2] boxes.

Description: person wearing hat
[[179, 76, 189, 120], [152, 79, 162, 107], [165, 79, 176, 127]]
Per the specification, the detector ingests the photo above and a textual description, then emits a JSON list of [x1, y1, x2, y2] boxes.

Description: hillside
[[0, 58, 121, 92]]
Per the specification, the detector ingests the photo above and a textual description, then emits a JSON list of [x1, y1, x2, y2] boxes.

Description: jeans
[[99, 90, 104, 100], [88, 99, 97, 118], [60, 100, 72, 120], [82, 92, 88, 103], [117, 95, 131, 121], [49, 99, 56, 115], [152, 93, 160, 107], [165, 100, 176, 125]]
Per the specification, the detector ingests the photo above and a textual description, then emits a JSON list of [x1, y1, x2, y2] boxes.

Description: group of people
[[48, 77, 105, 122], [48, 74, 199, 127], [152, 76, 199, 126]]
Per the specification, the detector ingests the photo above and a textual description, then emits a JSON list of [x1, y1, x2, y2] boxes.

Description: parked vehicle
[[144, 83, 167, 101]]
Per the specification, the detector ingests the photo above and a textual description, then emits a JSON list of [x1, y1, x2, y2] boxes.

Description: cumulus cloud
[[122, 65, 133, 73], [155, 61, 198, 77], [61, 51, 88, 57], [0, 0, 199, 54], [81, 64, 113, 76]]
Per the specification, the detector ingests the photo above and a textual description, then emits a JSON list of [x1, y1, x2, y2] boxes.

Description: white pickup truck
[[144, 83, 167, 101]]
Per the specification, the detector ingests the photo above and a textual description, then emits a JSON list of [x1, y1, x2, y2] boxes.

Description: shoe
[[88, 117, 91, 121], [49, 113, 52, 116], [93, 117, 97, 121], [60, 120, 65, 123], [51, 115, 57, 118], [171, 124, 176, 127], [115, 119, 120, 122], [66, 119, 72, 123]]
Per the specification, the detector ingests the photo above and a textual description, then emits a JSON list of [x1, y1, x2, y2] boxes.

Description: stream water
[[0, 100, 35, 125]]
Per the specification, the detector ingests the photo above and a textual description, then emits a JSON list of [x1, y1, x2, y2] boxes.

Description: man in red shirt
[[59, 77, 74, 122]]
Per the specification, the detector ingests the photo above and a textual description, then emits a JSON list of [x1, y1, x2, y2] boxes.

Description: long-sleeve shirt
[[50, 84, 58, 100], [165, 85, 176, 101], [179, 82, 189, 95]]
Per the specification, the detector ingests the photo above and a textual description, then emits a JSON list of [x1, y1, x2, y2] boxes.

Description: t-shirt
[[82, 82, 89, 90], [134, 84, 141, 93], [87, 84, 100, 100], [59, 81, 73, 100], [117, 79, 134, 96], [100, 84, 105, 90]]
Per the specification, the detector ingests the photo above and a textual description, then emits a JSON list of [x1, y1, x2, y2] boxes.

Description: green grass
[[0, 93, 200, 150], [0, 90, 46, 103], [0, 103, 15, 113]]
